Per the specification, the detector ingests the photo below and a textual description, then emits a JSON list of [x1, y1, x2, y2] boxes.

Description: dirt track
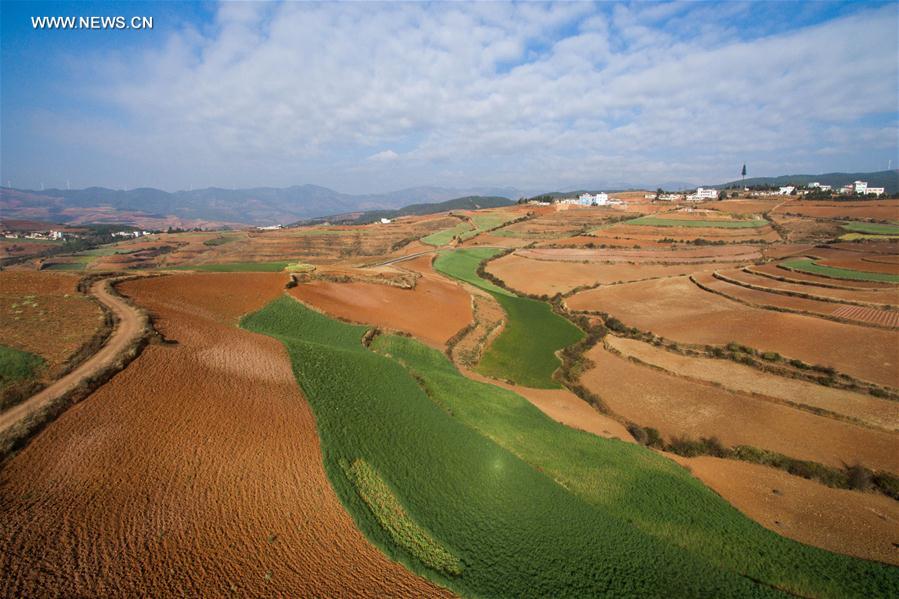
[[0, 277, 146, 437], [0, 273, 450, 597]]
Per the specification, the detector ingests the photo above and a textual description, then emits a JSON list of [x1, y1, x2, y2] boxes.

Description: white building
[[808, 182, 832, 191], [778, 186, 795, 195], [380, 218, 393, 224], [686, 188, 718, 201], [865, 186, 885, 196], [854, 180, 868, 194], [578, 192, 609, 206], [257, 224, 283, 231]]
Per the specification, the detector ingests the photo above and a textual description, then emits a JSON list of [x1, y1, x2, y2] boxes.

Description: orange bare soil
[[0, 271, 104, 371], [731, 268, 899, 305], [772, 199, 899, 220], [753, 262, 895, 289], [290, 255, 472, 347], [518, 245, 762, 262], [486, 253, 727, 296], [567, 275, 899, 388], [581, 343, 899, 472], [0, 273, 449, 598], [606, 335, 899, 431], [695, 272, 899, 328], [675, 456, 899, 566]]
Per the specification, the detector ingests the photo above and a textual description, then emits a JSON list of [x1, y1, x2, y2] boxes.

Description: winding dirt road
[[0, 277, 146, 436]]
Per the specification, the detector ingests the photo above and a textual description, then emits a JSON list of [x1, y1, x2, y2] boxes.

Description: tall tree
[[741, 164, 747, 181]]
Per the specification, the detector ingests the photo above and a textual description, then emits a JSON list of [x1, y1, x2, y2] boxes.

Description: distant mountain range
[[0, 184, 521, 228], [711, 170, 898, 194], [2, 170, 894, 228], [298, 195, 514, 225]]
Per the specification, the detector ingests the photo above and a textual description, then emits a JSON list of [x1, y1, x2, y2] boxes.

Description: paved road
[[0, 278, 146, 434]]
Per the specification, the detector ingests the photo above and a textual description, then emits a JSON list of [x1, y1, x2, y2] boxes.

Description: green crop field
[[242, 298, 898, 598], [422, 213, 515, 246], [840, 221, 899, 235], [433, 248, 512, 296], [781, 258, 899, 283], [434, 248, 583, 388], [0, 344, 44, 386], [170, 261, 289, 272], [626, 216, 768, 228], [840, 233, 899, 241]]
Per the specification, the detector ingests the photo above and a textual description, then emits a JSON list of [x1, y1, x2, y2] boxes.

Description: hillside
[[0, 185, 521, 228], [712, 170, 898, 193], [300, 195, 514, 225]]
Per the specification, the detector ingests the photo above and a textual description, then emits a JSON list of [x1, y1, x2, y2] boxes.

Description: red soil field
[[0, 271, 104, 370], [566, 275, 899, 388], [753, 262, 895, 290], [486, 253, 726, 296], [704, 199, 784, 214], [772, 200, 899, 220], [675, 456, 899, 565], [729, 268, 899, 306], [599, 224, 781, 243], [517, 245, 762, 262], [606, 335, 899, 431], [0, 273, 449, 598], [289, 256, 472, 347], [581, 344, 899, 472], [831, 305, 899, 328], [694, 272, 897, 328], [816, 256, 899, 275]]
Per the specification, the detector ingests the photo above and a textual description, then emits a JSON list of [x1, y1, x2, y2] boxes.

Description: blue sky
[[2, 1, 897, 194]]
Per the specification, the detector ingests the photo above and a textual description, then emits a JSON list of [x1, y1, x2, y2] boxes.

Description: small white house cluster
[[837, 181, 885, 196], [577, 192, 609, 206], [257, 224, 283, 231], [112, 230, 151, 238], [686, 188, 719, 202], [3, 229, 82, 241]]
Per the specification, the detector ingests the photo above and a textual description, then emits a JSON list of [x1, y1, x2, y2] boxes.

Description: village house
[[686, 187, 718, 201]]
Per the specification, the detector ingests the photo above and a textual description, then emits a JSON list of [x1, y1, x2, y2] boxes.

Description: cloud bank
[[4, 1, 897, 192]]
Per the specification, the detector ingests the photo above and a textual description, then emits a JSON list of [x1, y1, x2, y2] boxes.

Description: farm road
[[0, 278, 146, 435]]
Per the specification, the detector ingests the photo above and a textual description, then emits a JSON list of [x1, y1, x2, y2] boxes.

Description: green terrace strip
[[0, 345, 44, 387], [169, 261, 290, 272], [626, 216, 769, 228], [240, 298, 898, 598], [342, 458, 464, 576], [840, 221, 899, 235], [781, 258, 899, 283], [422, 213, 514, 246], [434, 248, 583, 388]]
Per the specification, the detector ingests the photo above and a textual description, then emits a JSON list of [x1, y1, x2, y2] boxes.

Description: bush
[[846, 464, 873, 491]]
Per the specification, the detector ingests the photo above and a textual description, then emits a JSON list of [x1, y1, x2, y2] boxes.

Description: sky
[[1, 0, 897, 194]]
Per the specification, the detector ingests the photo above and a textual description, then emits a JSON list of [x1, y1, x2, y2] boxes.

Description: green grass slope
[[241, 298, 898, 598], [781, 258, 899, 283], [434, 248, 583, 388], [627, 216, 768, 228], [841, 221, 899, 235]]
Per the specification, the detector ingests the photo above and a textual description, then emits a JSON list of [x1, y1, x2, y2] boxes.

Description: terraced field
[[434, 248, 583, 388], [626, 216, 769, 228], [781, 258, 899, 283], [242, 296, 899, 597]]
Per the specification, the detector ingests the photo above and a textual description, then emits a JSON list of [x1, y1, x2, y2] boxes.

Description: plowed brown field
[[486, 254, 725, 296], [290, 256, 472, 347], [0, 272, 449, 598], [675, 456, 899, 565], [581, 344, 899, 472], [605, 336, 899, 431], [695, 272, 897, 328], [729, 269, 899, 306], [754, 262, 895, 290], [0, 271, 104, 371], [772, 200, 899, 220], [567, 276, 899, 388]]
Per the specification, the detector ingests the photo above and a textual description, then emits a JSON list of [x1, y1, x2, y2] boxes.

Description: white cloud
[[368, 149, 399, 162], [17, 2, 898, 191]]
